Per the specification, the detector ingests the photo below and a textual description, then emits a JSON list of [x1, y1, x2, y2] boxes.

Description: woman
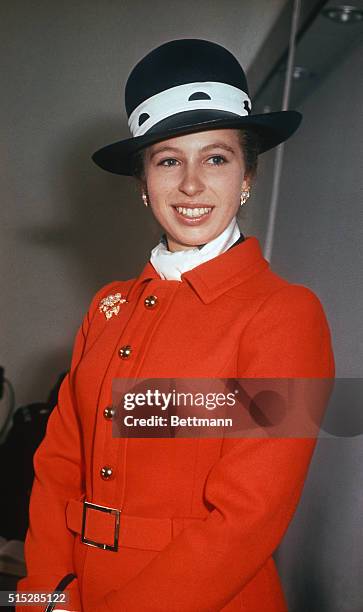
[[17, 39, 335, 612]]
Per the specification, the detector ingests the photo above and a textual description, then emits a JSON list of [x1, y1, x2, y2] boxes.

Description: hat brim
[[91, 109, 302, 176]]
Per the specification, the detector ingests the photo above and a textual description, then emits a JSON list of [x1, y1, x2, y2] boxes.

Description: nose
[[178, 162, 205, 196]]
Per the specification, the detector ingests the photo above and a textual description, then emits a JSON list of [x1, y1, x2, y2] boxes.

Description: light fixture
[[322, 5, 363, 23], [277, 66, 315, 79], [292, 66, 315, 80]]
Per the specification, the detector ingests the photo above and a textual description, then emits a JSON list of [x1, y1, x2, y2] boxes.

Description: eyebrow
[[149, 142, 236, 159]]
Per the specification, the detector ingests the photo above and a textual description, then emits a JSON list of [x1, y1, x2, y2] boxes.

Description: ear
[[139, 179, 147, 195], [242, 175, 251, 191]]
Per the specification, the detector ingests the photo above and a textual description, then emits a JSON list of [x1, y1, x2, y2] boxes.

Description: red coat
[[17, 236, 335, 612]]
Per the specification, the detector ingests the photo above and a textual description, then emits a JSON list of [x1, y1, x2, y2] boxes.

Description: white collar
[[149, 217, 241, 281]]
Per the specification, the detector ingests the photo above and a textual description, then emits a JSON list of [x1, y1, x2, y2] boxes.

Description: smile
[[174, 206, 212, 218]]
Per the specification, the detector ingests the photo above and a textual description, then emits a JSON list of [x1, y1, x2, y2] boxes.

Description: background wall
[[275, 37, 363, 612], [248, 13, 363, 611]]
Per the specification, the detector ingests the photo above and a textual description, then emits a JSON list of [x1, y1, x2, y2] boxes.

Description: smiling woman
[[140, 129, 248, 251], [133, 128, 260, 252], [16, 39, 335, 612]]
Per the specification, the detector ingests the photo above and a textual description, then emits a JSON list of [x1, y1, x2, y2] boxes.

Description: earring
[[240, 187, 250, 206], [142, 192, 149, 207]]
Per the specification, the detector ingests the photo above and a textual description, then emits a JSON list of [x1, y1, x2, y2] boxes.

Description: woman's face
[[142, 128, 249, 252]]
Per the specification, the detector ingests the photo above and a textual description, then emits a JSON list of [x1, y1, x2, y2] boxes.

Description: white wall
[[250, 35, 363, 612]]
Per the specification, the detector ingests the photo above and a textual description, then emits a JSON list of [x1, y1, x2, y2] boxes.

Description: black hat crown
[[125, 39, 250, 118]]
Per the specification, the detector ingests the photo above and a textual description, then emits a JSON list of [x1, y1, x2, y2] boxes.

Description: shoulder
[[246, 281, 333, 343], [238, 282, 335, 377], [232, 260, 328, 323], [258, 282, 328, 321]]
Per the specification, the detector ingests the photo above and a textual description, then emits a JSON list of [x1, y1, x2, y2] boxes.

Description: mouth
[[172, 205, 213, 220]]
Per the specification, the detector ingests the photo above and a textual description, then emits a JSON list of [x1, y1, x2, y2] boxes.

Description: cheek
[[147, 173, 176, 200], [208, 163, 243, 186], [212, 173, 243, 199]]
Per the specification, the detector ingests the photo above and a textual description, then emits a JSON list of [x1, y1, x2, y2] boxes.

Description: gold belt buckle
[[81, 501, 121, 552]]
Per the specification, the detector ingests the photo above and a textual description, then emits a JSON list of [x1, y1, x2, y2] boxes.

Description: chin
[[164, 218, 223, 249], [182, 229, 209, 240]]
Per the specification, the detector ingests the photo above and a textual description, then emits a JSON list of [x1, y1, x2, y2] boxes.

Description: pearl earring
[[240, 187, 250, 206], [142, 192, 149, 207]]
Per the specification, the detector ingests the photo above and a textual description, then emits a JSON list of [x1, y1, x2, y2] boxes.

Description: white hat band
[[128, 81, 252, 138]]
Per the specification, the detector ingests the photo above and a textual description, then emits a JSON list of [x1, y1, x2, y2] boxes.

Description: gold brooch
[[99, 292, 127, 320]]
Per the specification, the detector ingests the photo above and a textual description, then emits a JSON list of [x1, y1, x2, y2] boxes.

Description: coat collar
[[127, 236, 269, 304]]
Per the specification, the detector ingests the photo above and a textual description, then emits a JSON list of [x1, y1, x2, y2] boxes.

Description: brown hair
[[132, 128, 260, 183]]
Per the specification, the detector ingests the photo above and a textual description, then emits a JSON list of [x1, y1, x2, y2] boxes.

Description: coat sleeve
[[93, 285, 335, 612], [16, 283, 115, 612]]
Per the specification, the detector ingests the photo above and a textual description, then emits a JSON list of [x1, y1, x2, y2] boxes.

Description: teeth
[[176, 207, 212, 218]]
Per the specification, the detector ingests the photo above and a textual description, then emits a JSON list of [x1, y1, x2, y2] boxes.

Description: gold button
[[100, 466, 113, 480], [103, 407, 115, 420], [144, 295, 158, 308], [118, 345, 132, 359]]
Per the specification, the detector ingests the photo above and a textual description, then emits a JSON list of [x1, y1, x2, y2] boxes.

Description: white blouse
[[149, 216, 241, 280]]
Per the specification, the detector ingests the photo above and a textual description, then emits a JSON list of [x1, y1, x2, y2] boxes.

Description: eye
[[157, 158, 179, 167], [207, 155, 227, 165]]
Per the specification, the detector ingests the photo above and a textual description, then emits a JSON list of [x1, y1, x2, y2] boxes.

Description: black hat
[[92, 38, 302, 176]]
